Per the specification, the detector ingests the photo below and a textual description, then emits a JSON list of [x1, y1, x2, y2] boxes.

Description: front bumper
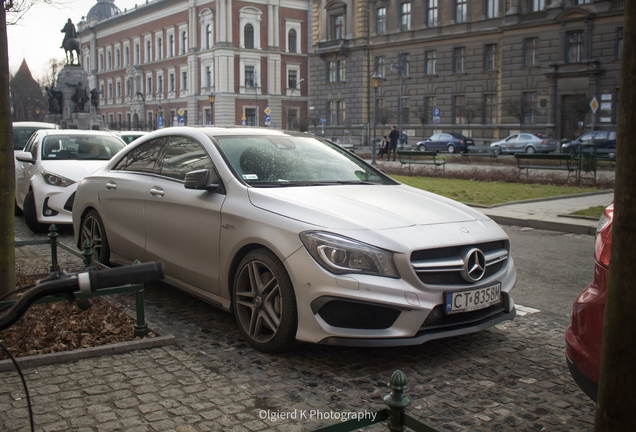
[[285, 230, 517, 346], [32, 179, 78, 225]]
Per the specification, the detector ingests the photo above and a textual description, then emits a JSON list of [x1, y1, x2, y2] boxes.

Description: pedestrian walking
[[388, 126, 400, 161]]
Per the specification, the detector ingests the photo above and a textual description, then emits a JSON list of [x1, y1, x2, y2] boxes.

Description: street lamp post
[[391, 52, 404, 148], [208, 92, 215, 125], [371, 74, 382, 165]]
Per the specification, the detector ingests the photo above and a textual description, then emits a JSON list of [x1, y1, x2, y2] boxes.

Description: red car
[[565, 203, 613, 401]]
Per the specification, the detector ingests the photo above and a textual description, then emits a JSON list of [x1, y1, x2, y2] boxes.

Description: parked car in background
[[561, 130, 617, 155], [114, 131, 149, 145], [12, 121, 59, 153], [490, 133, 557, 154], [565, 203, 613, 401], [415, 133, 474, 153], [73, 127, 517, 353], [15, 130, 126, 233]]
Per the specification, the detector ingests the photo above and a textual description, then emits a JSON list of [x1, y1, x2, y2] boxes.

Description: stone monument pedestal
[[44, 65, 104, 130]]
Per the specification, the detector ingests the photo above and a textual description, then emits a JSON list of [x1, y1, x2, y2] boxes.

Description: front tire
[[233, 248, 298, 353], [80, 210, 110, 264], [23, 190, 49, 233], [418, 144, 426, 151]]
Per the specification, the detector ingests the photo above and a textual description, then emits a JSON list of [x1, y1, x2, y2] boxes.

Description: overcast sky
[[7, 0, 139, 81]]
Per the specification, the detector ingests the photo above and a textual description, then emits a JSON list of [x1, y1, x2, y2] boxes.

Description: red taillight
[[461, 140, 465, 145], [541, 139, 547, 145], [594, 203, 614, 268]]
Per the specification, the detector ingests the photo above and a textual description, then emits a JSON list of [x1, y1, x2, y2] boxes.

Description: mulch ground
[[0, 273, 152, 359]]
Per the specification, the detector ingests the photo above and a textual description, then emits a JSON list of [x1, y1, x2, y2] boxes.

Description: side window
[[23, 133, 38, 153], [579, 133, 592, 143], [608, 131, 617, 140], [519, 134, 533, 140], [158, 136, 214, 181], [506, 135, 518, 142], [594, 131, 608, 141], [114, 138, 168, 173], [429, 134, 439, 140]]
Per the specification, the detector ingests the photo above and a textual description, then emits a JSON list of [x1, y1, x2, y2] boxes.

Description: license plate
[[445, 283, 501, 314]]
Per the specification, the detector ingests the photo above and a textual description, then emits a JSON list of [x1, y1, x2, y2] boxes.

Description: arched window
[[181, 31, 187, 54], [157, 38, 162, 59], [244, 24, 254, 49], [169, 35, 174, 57], [135, 43, 140, 64], [288, 29, 297, 53], [107, 52, 112, 70], [115, 49, 120, 68], [125, 47, 130, 66], [146, 40, 151, 62], [99, 53, 104, 71], [206, 24, 212, 49]]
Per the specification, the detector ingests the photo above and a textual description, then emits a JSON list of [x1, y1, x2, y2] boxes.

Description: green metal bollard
[[48, 224, 60, 273], [383, 370, 412, 432], [132, 260, 148, 337], [82, 239, 94, 268]]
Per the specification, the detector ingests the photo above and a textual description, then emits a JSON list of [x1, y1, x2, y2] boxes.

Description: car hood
[[39, 160, 109, 182], [247, 184, 488, 230]]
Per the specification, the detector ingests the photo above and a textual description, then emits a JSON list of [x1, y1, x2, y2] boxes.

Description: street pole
[[371, 74, 381, 165], [254, 72, 258, 126], [208, 92, 215, 125], [392, 52, 404, 148]]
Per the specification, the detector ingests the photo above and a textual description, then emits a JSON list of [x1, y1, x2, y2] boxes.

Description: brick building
[[309, 0, 625, 145], [77, 0, 310, 130]]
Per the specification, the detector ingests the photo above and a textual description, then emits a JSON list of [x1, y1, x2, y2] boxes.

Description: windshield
[[42, 135, 125, 160], [14, 127, 44, 150], [213, 135, 395, 187]]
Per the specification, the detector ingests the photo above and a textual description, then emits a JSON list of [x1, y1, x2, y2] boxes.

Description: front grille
[[317, 300, 401, 330], [411, 240, 509, 286], [64, 192, 76, 212], [418, 293, 508, 333]]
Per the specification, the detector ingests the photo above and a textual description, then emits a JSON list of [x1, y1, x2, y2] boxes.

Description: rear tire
[[80, 210, 111, 264], [525, 146, 536, 154], [447, 144, 456, 154], [233, 248, 298, 353], [23, 190, 49, 233]]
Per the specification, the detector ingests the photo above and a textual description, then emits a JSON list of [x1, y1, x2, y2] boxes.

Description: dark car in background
[[565, 203, 613, 401], [562, 130, 617, 155], [415, 133, 473, 154]]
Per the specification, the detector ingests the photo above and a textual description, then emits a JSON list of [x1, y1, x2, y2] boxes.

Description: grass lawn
[[568, 205, 606, 219], [391, 175, 603, 206]]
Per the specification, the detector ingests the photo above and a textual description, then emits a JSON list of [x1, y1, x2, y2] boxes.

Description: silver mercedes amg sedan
[[73, 127, 517, 353]]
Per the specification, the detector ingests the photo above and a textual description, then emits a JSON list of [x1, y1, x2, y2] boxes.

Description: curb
[[0, 334, 177, 372], [485, 214, 597, 236], [466, 190, 614, 209]]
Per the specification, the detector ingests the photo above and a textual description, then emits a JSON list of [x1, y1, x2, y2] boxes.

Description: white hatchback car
[[15, 130, 126, 233], [73, 127, 517, 353]]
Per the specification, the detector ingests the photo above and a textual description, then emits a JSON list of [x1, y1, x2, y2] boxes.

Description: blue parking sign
[[433, 108, 440, 117]]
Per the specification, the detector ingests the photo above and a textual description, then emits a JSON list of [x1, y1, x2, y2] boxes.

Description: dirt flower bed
[[0, 273, 152, 359]]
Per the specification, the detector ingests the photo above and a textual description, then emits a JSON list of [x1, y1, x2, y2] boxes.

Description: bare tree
[[10, 60, 47, 120], [38, 57, 65, 90], [376, 107, 396, 137], [503, 97, 534, 130], [460, 101, 480, 137], [414, 104, 429, 139], [594, 1, 636, 429], [2, 0, 56, 299]]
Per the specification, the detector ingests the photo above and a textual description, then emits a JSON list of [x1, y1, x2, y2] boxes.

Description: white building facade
[[77, 0, 310, 130]]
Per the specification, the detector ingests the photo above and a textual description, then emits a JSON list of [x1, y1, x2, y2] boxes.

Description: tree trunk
[[594, 2, 636, 430], [0, 9, 16, 300]]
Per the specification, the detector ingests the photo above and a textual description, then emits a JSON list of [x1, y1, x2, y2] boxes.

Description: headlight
[[300, 232, 399, 278], [42, 171, 75, 187]]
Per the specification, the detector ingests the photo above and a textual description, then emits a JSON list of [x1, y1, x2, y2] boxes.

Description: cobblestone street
[[1, 219, 596, 431]]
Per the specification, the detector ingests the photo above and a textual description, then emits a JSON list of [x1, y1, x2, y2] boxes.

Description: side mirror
[[184, 169, 220, 192], [15, 151, 34, 163]]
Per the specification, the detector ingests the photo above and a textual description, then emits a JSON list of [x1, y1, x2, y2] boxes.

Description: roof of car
[[13, 122, 59, 129]]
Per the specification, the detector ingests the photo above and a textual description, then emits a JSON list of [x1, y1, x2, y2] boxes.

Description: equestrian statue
[[61, 18, 81, 65]]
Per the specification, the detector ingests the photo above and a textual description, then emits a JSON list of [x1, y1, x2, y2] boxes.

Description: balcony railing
[[520, 10, 548, 22]]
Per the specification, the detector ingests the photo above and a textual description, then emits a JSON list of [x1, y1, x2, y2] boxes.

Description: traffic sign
[[265, 115, 271, 122], [178, 116, 184, 126], [242, 114, 246, 120], [433, 107, 440, 124], [178, 108, 185, 116], [264, 107, 271, 115], [590, 97, 599, 113], [320, 118, 326, 123], [158, 116, 164, 128]]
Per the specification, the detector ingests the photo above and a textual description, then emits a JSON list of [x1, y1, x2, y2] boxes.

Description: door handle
[[105, 181, 117, 190], [150, 187, 165, 197]]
